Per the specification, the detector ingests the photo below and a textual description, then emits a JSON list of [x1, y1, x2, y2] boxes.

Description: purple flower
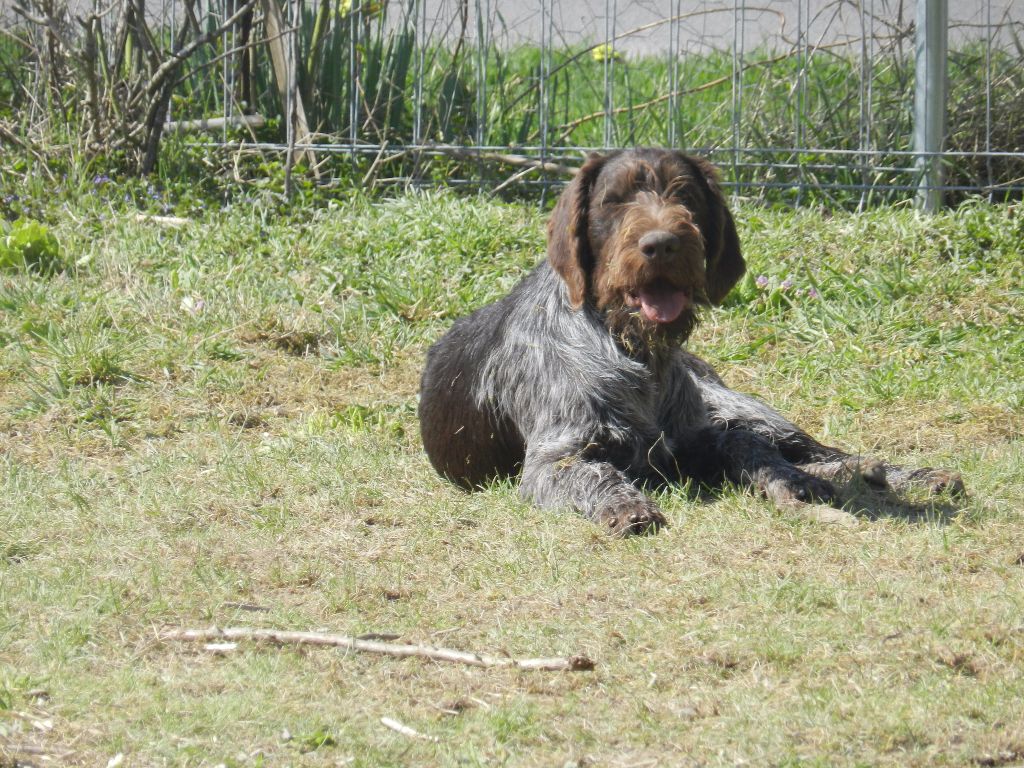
[[781, 277, 794, 291], [93, 174, 112, 186], [806, 287, 820, 299], [180, 296, 206, 314], [755, 275, 770, 289]]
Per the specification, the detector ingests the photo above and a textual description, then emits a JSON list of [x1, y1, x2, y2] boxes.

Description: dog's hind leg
[[674, 425, 839, 507], [679, 352, 842, 462], [696, 379, 888, 487], [683, 354, 964, 497]]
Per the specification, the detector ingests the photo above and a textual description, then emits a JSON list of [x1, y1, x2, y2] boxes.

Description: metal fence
[[7, 0, 1023, 205]]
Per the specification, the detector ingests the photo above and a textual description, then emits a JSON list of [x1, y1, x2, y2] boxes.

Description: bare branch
[[0, 121, 54, 178], [11, 1, 73, 51], [164, 114, 267, 133], [139, 0, 257, 100], [163, 627, 596, 672], [438, 145, 577, 177], [380, 717, 439, 742]]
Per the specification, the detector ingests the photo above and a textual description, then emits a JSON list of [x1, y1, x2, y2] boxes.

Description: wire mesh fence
[[3, 0, 1023, 204]]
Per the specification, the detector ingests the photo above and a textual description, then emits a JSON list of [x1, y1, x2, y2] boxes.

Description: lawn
[[1, 189, 1022, 766]]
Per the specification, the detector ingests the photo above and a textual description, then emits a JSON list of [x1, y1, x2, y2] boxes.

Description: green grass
[[0, 190, 1022, 766]]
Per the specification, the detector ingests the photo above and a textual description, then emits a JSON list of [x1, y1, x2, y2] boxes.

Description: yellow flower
[[591, 43, 620, 63], [338, 0, 381, 16]]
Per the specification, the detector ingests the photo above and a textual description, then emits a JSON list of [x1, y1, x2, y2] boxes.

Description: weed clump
[[0, 219, 64, 276]]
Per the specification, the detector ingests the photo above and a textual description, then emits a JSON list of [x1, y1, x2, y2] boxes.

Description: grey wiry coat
[[419, 149, 963, 535]]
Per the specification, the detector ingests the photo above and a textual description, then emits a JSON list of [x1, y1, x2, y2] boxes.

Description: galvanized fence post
[[913, 0, 948, 212]]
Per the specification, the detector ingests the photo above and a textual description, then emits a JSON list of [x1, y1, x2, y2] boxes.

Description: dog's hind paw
[[761, 467, 836, 507], [889, 466, 967, 497], [800, 456, 888, 489]]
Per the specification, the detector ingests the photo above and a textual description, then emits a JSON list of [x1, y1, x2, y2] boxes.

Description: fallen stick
[[437, 146, 578, 177], [164, 114, 267, 134], [135, 213, 190, 227], [163, 627, 595, 672], [380, 717, 439, 743]]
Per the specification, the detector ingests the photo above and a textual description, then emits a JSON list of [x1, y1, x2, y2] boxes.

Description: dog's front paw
[[760, 466, 836, 507], [600, 500, 667, 537]]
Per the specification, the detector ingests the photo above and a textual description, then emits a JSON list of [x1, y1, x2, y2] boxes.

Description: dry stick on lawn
[[380, 717, 439, 743], [163, 627, 595, 672]]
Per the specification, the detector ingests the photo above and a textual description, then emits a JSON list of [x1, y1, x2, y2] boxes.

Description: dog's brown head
[[547, 149, 744, 349]]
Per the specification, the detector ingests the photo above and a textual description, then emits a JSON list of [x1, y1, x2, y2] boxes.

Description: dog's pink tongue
[[638, 285, 690, 324]]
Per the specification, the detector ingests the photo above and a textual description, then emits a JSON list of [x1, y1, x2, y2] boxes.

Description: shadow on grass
[[687, 474, 967, 527], [838, 484, 968, 525], [470, 462, 968, 532]]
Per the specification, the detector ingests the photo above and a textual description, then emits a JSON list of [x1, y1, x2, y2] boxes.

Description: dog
[[419, 148, 963, 535]]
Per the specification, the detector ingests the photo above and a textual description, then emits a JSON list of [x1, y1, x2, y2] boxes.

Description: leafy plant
[[0, 219, 64, 275]]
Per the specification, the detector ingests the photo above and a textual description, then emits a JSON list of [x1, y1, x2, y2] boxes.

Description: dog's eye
[[672, 189, 697, 209]]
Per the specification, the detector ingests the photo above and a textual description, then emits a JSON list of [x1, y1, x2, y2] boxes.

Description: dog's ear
[[547, 153, 608, 308], [706, 204, 745, 304], [691, 157, 746, 304]]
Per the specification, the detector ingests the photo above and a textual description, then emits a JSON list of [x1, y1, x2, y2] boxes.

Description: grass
[[0, 188, 1022, 766]]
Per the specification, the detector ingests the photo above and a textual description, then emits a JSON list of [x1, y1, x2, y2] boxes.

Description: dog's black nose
[[638, 230, 682, 261]]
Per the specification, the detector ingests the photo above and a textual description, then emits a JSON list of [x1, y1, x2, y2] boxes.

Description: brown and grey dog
[[419, 148, 963, 535]]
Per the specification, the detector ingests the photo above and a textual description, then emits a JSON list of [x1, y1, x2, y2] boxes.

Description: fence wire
[[5, 0, 1023, 204]]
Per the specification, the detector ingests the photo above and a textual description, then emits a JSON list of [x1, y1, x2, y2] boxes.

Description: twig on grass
[[380, 717, 439, 743], [135, 213, 190, 227], [163, 626, 595, 672]]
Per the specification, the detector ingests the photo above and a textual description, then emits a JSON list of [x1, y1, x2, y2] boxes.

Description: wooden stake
[[259, 0, 318, 178]]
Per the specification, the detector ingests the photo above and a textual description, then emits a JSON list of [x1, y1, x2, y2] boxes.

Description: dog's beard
[[604, 304, 700, 363]]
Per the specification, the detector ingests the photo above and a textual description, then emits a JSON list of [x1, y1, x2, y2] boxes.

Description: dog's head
[[547, 149, 744, 348]]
